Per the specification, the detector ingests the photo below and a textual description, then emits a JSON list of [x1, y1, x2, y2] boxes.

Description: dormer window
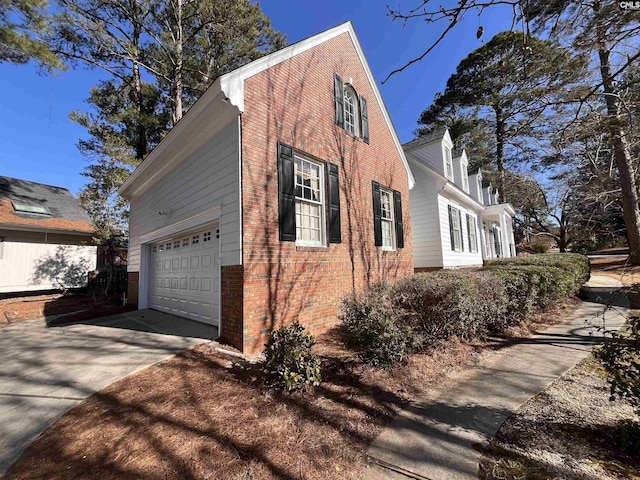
[[461, 162, 469, 193], [334, 74, 369, 143], [343, 86, 359, 136], [444, 147, 453, 180]]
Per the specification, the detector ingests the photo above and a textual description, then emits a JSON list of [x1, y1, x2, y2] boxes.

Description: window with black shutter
[[372, 182, 404, 250], [277, 143, 341, 246], [334, 73, 369, 142]]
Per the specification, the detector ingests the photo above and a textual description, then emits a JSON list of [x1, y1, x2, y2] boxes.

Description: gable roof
[[120, 21, 414, 197], [0, 176, 93, 234], [402, 128, 449, 152]]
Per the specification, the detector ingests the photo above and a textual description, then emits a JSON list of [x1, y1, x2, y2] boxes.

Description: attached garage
[[148, 226, 220, 327]]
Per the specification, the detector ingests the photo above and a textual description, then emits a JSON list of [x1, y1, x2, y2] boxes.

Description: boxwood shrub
[[340, 283, 414, 368], [390, 270, 507, 348], [340, 253, 590, 368]]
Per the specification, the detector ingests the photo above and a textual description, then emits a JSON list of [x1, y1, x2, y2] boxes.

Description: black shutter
[[393, 190, 404, 248], [360, 95, 369, 144], [277, 143, 296, 242], [372, 181, 382, 246], [466, 214, 472, 252], [448, 205, 456, 251], [328, 163, 342, 244], [334, 74, 344, 128], [458, 209, 464, 251]]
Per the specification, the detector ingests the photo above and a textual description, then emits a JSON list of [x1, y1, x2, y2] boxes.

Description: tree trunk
[[494, 105, 506, 202], [173, 0, 184, 124], [131, 3, 147, 161], [596, 20, 640, 264]]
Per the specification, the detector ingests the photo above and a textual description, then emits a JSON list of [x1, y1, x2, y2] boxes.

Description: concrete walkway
[[0, 309, 217, 476], [368, 275, 628, 480]]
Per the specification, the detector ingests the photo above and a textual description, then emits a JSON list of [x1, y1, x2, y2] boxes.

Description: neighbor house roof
[[120, 21, 414, 197], [0, 176, 94, 234]]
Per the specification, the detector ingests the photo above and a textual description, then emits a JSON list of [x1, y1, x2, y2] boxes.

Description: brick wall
[[127, 271, 139, 307], [239, 32, 414, 354], [220, 265, 244, 350]]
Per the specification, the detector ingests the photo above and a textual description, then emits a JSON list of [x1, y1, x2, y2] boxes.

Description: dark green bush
[[263, 321, 322, 392], [391, 270, 507, 346], [489, 267, 539, 329], [340, 285, 413, 368], [486, 253, 590, 289]]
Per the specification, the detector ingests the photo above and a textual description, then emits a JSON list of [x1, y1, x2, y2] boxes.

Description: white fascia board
[[218, 21, 415, 189], [119, 81, 230, 198], [120, 21, 415, 196], [409, 157, 484, 211], [442, 129, 453, 148], [484, 203, 516, 217]]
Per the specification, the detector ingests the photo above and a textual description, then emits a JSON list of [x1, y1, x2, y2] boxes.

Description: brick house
[[119, 22, 415, 354]]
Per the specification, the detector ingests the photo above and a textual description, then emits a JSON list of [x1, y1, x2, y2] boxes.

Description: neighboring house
[[0, 176, 97, 293], [404, 129, 516, 271], [119, 22, 415, 355]]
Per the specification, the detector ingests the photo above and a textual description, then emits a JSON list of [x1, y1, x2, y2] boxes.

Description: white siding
[[0, 241, 96, 293], [409, 164, 444, 268], [439, 195, 484, 268], [406, 142, 447, 177], [128, 118, 241, 271]]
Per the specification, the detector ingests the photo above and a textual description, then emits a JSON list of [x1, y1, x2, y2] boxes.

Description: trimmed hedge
[[391, 270, 507, 347], [341, 253, 590, 367]]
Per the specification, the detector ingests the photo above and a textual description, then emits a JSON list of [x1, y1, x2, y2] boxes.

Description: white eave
[[484, 203, 516, 217], [408, 157, 484, 211], [119, 21, 414, 198]]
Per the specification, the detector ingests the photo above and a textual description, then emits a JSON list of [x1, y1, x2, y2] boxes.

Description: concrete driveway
[[0, 309, 217, 476]]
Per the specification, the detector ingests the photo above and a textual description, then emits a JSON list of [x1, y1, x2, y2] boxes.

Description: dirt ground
[[1, 300, 578, 480], [590, 255, 640, 286], [479, 357, 640, 480]]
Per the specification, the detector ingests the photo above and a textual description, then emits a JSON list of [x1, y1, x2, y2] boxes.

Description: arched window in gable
[[343, 85, 359, 136]]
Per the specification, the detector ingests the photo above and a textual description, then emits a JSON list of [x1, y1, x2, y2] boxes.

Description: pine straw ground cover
[[590, 255, 640, 286], [2, 302, 576, 480], [479, 357, 640, 480]]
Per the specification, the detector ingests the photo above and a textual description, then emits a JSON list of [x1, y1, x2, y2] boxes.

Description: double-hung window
[[294, 156, 325, 246], [466, 214, 478, 253], [461, 162, 469, 193], [380, 189, 395, 250], [448, 205, 464, 251], [277, 143, 342, 246], [444, 147, 454, 180], [372, 181, 404, 250]]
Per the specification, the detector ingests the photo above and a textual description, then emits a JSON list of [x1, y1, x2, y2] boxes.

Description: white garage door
[[149, 227, 219, 326]]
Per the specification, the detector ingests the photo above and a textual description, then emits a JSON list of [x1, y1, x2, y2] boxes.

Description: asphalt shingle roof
[[402, 128, 448, 151], [0, 176, 94, 234]]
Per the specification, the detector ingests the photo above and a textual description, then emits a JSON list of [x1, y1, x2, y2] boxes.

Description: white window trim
[[294, 155, 326, 247], [380, 188, 396, 251], [444, 146, 454, 181], [343, 85, 359, 137], [450, 206, 463, 251], [467, 214, 478, 253], [461, 162, 469, 193]]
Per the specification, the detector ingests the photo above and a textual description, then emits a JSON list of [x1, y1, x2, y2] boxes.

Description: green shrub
[[595, 315, 640, 409], [489, 267, 540, 329], [391, 270, 507, 346], [340, 285, 413, 368], [263, 321, 322, 392], [486, 253, 590, 289]]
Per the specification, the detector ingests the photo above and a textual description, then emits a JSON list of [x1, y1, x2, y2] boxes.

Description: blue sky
[[0, 0, 513, 195]]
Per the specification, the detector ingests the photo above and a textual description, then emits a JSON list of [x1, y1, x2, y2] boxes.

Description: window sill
[[296, 244, 328, 252]]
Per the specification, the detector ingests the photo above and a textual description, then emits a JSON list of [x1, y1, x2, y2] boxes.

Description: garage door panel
[[149, 227, 219, 327]]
